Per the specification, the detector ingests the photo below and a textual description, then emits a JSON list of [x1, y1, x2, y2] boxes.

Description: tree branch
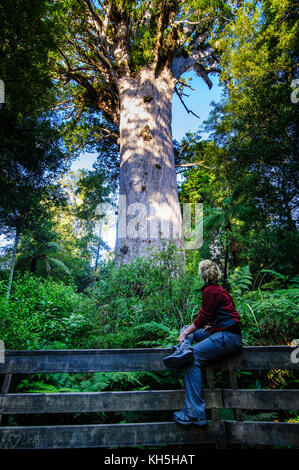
[[193, 63, 213, 89], [170, 32, 212, 79], [114, 20, 131, 75], [175, 162, 212, 169], [174, 86, 200, 119], [173, 18, 212, 26], [82, 0, 103, 29]]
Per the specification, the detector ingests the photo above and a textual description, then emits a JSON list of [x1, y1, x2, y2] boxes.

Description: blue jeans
[[183, 327, 242, 419]]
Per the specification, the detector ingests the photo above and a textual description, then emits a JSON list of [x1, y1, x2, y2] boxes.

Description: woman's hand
[[178, 332, 187, 345], [177, 323, 198, 345]]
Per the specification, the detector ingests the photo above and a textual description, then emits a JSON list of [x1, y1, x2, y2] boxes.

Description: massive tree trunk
[[115, 67, 185, 264], [57, 1, 220, 265]]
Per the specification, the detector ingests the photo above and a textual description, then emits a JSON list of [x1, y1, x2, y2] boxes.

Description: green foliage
[[228, 265, 253, 300], [237, 287, 299, 345], [241, 412, 279, 422], [3, 248, 296, 355], [78, 370, 180, 393], [0, 273, 96, 349], [133, 321, 178, 347], [48, 0, 235, 151], [195, 264, 299, 346], [180, 0, 299, 279], [0, 0, 68, 300], [87, 247, 199, 339], [2, 248, 298, 429]]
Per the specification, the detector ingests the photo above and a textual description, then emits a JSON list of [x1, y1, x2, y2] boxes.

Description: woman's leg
[[193, 327, 213, 343], [183, 332, 242, 419]]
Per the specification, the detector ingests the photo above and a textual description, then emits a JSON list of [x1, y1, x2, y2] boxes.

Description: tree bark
[[223, 241, 229, 289], [115, 67, 185, 264], [230, 239, 239, 268], [30, 257, 38, 273], [94, 236, 101, 272], [6, 227, 21, 300]]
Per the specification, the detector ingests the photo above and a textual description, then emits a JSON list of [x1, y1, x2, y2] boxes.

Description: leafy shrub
[[0, 272, 96, 349], [87, 247, 202, 339], [2, 252, 298, 427], [237, 287, 299, 344], [228, 265, 253, 301], [227, 266, 298, 345]]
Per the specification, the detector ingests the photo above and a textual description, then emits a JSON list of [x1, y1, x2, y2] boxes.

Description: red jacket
[[194, 283, 241, 332]]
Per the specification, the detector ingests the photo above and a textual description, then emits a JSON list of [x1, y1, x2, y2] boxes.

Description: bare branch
[[173, 18, 212, 26], [175, 86, 200, 119], [177, 81, 196, 92], [80, 37, 119, 85], [175, 162, 212, 169]]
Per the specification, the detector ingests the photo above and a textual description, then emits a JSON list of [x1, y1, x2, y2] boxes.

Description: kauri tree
[[54, 0, 234, 263]]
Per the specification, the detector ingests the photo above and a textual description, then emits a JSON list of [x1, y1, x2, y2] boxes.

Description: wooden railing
[[0, 346, 298, 449]]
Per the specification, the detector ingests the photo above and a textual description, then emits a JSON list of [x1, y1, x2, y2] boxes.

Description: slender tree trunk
[[94, 237, 101, 272], [30, 257, 38, 273], [6, 227, 21, 300], [230, 239, 239, 267], [43, 256, 51, 273], [115, 67, 185, 264], [223, 241, 229, 289]]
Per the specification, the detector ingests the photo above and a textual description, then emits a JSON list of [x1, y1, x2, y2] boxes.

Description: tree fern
[[289, 275, 299, 288], [19, 381, 79, 393], [48, 257, 72, 275], [133, 321, 178, 347], [78, 371, 165, 393], [228, 266, 253, 300]]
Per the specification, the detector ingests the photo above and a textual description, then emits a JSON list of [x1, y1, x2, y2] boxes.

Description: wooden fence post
[[0, 374, 12, 425], [228, 368, 246, 448], [205, 369, 227, 448], [228, 369, 243, 421]]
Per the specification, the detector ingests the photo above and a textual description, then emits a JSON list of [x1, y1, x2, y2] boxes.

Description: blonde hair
[[198, 260, 222, 284]]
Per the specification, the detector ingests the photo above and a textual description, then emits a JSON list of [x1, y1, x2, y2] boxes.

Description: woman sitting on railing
[[163, 260, 242, 427]]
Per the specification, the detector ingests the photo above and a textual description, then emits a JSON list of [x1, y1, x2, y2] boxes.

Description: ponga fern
[[228, 266, 253, 301], [254, 269, 289, 290], [79, 371, 162, 393], [289, 275, 299, 289], [21, 382, 79, 393], [133, 321, 178, 347]]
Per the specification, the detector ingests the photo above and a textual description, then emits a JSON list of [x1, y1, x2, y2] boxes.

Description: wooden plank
[[0, 421, 297, 449], [0, 349, 170, 374], [223, 389, 299, 410], [0, 421, 226, 449], [225, 421, 299, 447], [0, 346, 297, 374], [228, 369, 243, 421], [2, 389, 297, 415], [0, 389, 222, 414], [206, 346, 298, 371], [205, 370, 219, 420]]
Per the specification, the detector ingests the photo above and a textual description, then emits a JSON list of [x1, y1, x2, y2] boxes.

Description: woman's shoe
[[163, 345, 194, 369], [173, 410, 207, 427]]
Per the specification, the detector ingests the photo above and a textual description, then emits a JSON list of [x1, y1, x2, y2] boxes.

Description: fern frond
[[48, 257, 72, 275]]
